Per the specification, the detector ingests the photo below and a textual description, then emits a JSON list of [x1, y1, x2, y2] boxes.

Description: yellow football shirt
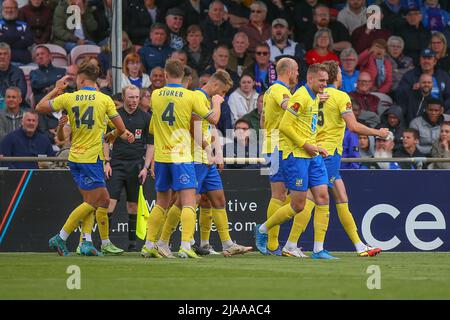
[[279, 85, 320, 159], [192, 89, 212, 164], [151, 84, 213, 163], [317, 86, 353, 156], [262, 81, 292, 154], [50, 87, 119, 163]]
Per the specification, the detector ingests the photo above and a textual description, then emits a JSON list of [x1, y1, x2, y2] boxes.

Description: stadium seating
[[41, 44, 69, 67], [70, 45, 101, 65]]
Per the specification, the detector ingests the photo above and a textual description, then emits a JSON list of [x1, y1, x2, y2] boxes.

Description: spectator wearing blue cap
[[396, 47, 450, 112]]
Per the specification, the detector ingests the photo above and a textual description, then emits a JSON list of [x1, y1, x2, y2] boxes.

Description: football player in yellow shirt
[[36, 63, 134, 256], [155, 70, 253, 258], [283, 61, 389, 257], [141, 59, 221, 259], [260, 57, 299, 255], [255, 63, 339, 259]]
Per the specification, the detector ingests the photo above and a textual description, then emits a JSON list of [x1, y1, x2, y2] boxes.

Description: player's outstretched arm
[[36, 75, 70, 113], [342, 112, 389, 138], [107, 116, 134, 143]]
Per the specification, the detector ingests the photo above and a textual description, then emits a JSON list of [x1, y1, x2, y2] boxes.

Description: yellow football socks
[[200, 207, 213, 243], [146, 205, 166, 242], [95, 207, 109, 240], [212, 208, 231, 242], [313, 204, 330, 243], [180, 206, 197, 243], [336, 202, 361, 244], [287, 198, 315, 243], [266, 198, 284, 251], [159, 204, 181, 243], [79, 211, 95, 243], [266, 203, 297, 230], [62, 202, 95, 235]]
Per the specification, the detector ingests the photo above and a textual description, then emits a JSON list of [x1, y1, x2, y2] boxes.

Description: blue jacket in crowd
[[30, 63, 65, 104], [138, 39, 173, 74], [341, 127, 361, 169], [0, 64, 27, 102], [0, 128, 55, 169], [0, 18, 33, 64]]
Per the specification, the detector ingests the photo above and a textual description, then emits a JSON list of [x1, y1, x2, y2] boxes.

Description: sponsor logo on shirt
[[135, 129, 142, 139], [291, 102, 300, 113]]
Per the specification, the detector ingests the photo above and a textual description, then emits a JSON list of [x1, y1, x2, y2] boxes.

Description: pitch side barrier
[[0, 168, 449, 252]]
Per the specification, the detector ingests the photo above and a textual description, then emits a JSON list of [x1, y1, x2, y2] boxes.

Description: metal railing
[[1, 156, 450, 168]]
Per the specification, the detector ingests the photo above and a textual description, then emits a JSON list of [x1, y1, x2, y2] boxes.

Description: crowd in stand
[[1, 0, 450, 169]]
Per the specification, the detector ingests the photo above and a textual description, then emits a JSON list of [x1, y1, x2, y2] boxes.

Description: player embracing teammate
[[141, 59, 252, 259], [256, 61, 389, 259]]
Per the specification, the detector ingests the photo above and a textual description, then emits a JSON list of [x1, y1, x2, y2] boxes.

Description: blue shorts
[[195, 164, 223, 194], [154, 162, 197, 192], [268, 149, 285, 183], [323, 151, 342, 188], [68, 158, 106, 191], [281, 154, 328, 191]]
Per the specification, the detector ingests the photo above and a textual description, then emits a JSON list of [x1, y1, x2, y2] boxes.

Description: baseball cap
[[403, 6, 420, 15], [166, 7, 184, 17], [376, 131, 394, 141], [421, 48, 436, 58], [272, 18, 288, 28]]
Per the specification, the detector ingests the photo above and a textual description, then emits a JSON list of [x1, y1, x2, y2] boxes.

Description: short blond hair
[[307, 63, 328, 76], [211, 69, 234, 90], [122, 84, 140, 98], [164, 59, 185, 79]]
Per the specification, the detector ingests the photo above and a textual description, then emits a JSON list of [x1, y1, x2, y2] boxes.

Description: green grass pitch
[[1, 252, 449, 299]]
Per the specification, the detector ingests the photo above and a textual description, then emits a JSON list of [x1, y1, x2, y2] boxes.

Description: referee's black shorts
[[106, 158, 143, 202]]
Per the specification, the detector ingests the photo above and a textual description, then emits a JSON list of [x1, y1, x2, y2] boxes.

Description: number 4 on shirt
[[162, 102, 175, 126]]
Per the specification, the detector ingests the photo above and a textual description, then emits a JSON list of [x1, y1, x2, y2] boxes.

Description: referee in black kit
[[104, 85, 154, 252]]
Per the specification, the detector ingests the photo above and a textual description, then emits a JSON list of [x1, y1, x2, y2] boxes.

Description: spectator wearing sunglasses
[[238, 1, 271, 55], [243, 42, 277, 93]]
